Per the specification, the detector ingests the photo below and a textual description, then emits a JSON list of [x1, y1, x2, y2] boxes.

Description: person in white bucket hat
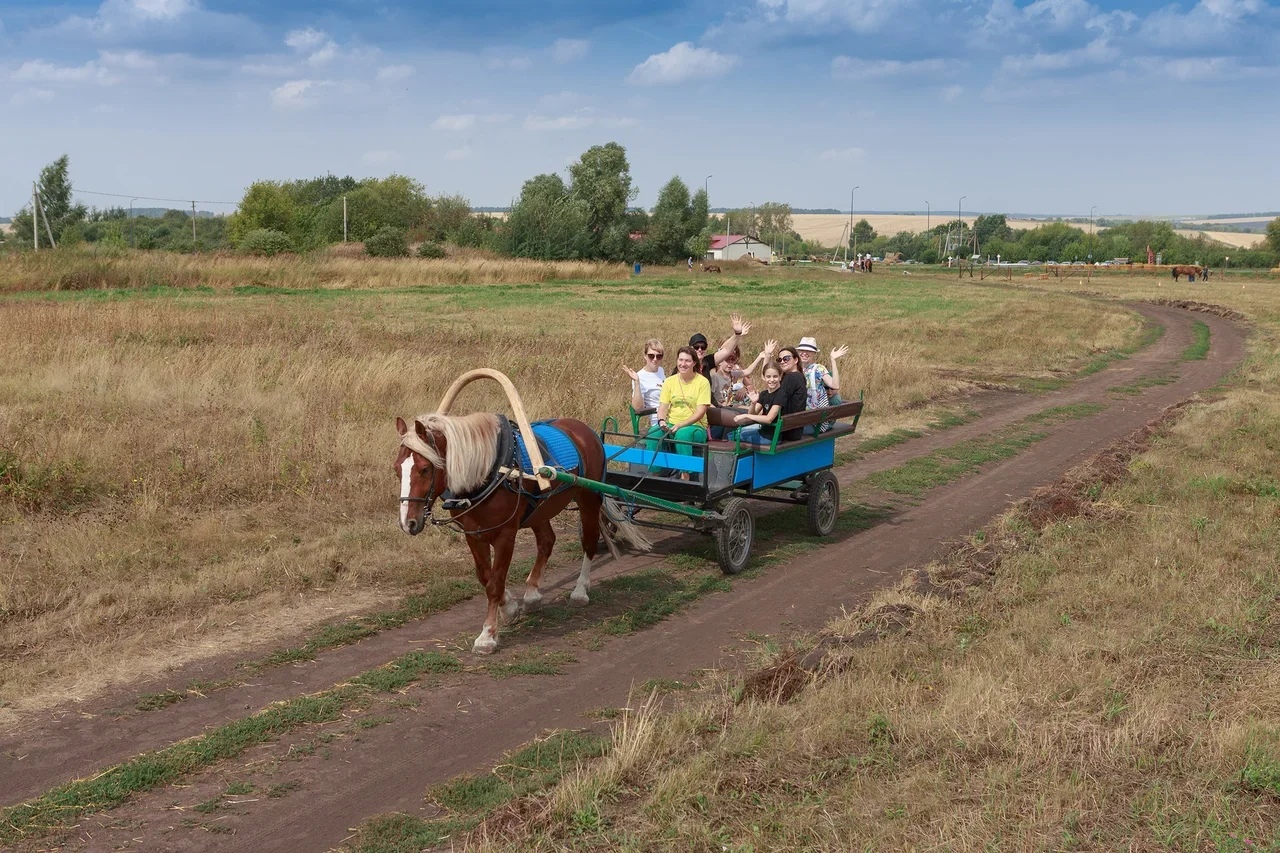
[[795, 336, 848, 433]]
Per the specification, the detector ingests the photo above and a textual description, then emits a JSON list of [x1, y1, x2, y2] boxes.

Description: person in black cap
[[690, 313, 752, 377]]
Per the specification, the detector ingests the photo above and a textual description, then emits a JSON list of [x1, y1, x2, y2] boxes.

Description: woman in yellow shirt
[[647, 346, 711, 475]]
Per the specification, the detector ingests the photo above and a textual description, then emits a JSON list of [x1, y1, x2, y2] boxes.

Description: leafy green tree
[[568, 142, 635, 245], [11, 155, 87, 245], [316, 175, 430, 243], [364, 226, 409, 257], [421, 194, 474, 243], [239, 229, 294, 256], [1267, 217, 1280, 253], [506, 173, 592, 260], [973, 214, 1012, 245], [228, 182, 297, 246], [642, 176, 695, 263], [852, 219, 877, 243]]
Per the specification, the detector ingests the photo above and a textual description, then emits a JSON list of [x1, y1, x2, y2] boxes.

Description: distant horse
[[1171, 265, 1202, 282], [702, 264, 722, 273], [395, 413, 646, 654]]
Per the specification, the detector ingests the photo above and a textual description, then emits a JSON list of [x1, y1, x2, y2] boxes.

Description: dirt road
[[1, 301, 1246, 851]]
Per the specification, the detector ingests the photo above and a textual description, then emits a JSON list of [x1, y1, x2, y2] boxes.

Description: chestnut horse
[[395, 412, 643, 654], [1171, 264, 1202, 281]]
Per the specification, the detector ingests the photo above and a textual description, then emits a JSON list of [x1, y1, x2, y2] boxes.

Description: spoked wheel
[[806, 470, 840, 536], [715, 497, 754, 575]]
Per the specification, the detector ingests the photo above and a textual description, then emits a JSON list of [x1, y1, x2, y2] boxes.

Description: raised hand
[[830, 345, 849, 360], [730, 313, 751, 336], [622, 364, 639, 381], [763, 338, 778, 357]]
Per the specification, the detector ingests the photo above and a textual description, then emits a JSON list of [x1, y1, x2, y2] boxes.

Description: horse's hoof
[[473, 638, 498, 655], [523, 592, 544, 612], [569, 590, 590, 607], [502, 599, 522, 620]]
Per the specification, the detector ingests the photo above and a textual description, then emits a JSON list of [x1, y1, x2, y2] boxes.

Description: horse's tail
[[602, 497, 653, 553]]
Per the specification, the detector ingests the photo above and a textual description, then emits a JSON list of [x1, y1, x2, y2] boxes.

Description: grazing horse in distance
[[394, 412, 647, 654], [1171, 264, 1202, 282], [702, 263, 722, 273]]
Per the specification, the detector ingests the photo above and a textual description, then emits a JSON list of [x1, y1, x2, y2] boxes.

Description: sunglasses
[[779, 355, 794, 362], [692, 344, 707, 351], [646, 352, 663, 360]]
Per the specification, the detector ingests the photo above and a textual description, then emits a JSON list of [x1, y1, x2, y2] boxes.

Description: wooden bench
[[630, 400, 864, 453]]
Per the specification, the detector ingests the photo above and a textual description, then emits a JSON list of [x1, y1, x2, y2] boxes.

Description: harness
[[402, 416, 586, 535]]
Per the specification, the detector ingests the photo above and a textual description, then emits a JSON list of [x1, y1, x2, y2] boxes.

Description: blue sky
[[3, 0, 1277, 218]]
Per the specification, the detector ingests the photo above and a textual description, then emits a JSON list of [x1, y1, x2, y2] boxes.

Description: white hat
[[797, 337, 819, 352]]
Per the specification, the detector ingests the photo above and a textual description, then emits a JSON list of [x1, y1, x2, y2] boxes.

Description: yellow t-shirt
[[659, 373, 712, 430]]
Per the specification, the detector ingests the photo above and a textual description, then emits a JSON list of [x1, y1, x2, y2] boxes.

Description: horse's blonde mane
[[410, 412, 502, 494]]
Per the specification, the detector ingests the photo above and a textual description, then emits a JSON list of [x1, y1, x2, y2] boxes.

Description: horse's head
[[394, 416, 446, 536]]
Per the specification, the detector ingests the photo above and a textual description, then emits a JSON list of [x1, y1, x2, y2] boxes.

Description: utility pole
[[191, 201, 198, 244], [957, 196, 966, 278], [926, 201, 930, 234], [35, 187, 56, 248], [129, 198, 138, 248], [849, 185, 860, 264], [343, 196, 348, 242], [1089, 204, 1096, 265], [32, 183, 39, 252]]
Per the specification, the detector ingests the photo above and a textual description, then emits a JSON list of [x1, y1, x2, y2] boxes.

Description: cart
[[537, 398, 864, 575]]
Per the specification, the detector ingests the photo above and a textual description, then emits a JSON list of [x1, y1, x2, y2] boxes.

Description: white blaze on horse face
[[399, 456, 415, 531]]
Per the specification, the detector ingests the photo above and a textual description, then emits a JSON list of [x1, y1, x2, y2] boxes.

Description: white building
[[707, 234, 772, 262]]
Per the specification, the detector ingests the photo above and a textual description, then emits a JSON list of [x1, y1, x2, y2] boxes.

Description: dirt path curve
[[2, 302, 1247, 851]]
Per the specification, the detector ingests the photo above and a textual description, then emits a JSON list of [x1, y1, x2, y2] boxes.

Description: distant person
[[688, 256, 693, 271]]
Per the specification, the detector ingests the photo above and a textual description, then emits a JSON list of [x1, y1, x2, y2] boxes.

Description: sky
[[2, 0, 1278, 218]]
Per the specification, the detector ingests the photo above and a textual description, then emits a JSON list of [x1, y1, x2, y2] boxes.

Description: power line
[[74, 189, 239, 205]]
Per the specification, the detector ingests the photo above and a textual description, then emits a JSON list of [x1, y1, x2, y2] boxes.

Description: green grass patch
[[1181, 320, 1211, 361], [1109, 373, 1178, 395], [0, 648, 464, 845], [350, 730, 609, 852], [484, 650, 577, 679]]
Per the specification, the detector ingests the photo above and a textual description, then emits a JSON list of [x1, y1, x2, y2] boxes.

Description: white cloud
[[832, 56, 948, 78], [941, 84, 965, 101], [755, 0, 914, 33], [819, 147, 867, 161], [1000, 38, 1118, 75], [626, 42, 737, 85], [524, 112, 594, 130], [445, 146, 473, 161], [271, 78, 321, 108], [11, 88, 56, 105], [377, 64, 413, 82], [1023, 0, 1095, 30], [433, 113, 476, 131], [284, 27, 327, 51], [1201, 0, 1262, 19], [13, 59, 113, 84], [129, 0, 195, 20], [100, 49, 158, 70], [488, 55, 532, 71], [551, 38, 589, 63]]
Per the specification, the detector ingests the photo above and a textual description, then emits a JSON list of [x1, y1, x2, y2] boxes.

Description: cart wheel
[[715, 498, 754, 575], [806, 470, 839, 536]]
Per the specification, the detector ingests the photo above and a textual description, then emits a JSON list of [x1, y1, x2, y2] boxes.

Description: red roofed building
[[708, 234, 772, 262]]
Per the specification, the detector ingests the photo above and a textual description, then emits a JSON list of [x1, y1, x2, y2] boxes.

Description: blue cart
[[537, 399, 864, 575]]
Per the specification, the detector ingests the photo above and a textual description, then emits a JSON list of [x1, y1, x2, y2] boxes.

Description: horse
[[1171, 264, 1202, 282], [394, 412, 647, 654], [702, 264, 722, 273]]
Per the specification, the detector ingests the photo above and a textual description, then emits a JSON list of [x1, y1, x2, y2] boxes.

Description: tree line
[[5, 152, 1279, 268]]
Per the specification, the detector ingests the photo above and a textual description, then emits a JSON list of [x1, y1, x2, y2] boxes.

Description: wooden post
[[35, 188, 56, 248], [32, 184, 38, 252]]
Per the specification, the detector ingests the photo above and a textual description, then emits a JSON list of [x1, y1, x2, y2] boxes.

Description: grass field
[[403, 274, 1280, 852], [0, 249, 1143, 720]]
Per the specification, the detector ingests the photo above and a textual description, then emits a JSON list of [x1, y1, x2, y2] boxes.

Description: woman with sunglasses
[[689, 313, 752, 377], [772, 346, 808, 442], [621, 338, 666, 429], [796, 337, 849, 434]]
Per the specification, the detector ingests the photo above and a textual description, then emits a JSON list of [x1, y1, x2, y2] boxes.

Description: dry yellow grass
[[0, 251, 1142, 723], [462, 276, 1280, 851], [1173, 229, 1266, 248]]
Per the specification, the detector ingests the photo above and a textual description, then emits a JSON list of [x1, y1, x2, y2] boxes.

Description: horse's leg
[[473, 527, 518, 654], [571, 490, 603, 606], [461, 535, 502, 655], [522, 521, 554, 612]]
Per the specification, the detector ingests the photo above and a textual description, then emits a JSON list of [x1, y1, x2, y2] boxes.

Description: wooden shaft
[[437, 368, 551, 490]]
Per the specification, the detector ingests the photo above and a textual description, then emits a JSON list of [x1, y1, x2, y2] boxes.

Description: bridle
[[399, 431, 447, 526]]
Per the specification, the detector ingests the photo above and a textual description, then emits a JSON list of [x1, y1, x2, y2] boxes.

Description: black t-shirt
[[755, 387, 785, 439], [700, 352, 718, 379], [778, 372, 807, 441]]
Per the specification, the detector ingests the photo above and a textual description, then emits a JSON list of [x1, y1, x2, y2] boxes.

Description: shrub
[[416, 241, 447, 259], [365, 227, 409, 258], [239, 229, 294, 256]]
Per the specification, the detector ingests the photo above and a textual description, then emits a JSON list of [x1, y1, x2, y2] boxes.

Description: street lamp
[[1089, 205, 1097, 263], [850, 185, 860, 263]]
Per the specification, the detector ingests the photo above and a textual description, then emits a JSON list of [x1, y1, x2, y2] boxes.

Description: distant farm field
[[789, 213, 1269, 249], [0, 251, 1143, 720]]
